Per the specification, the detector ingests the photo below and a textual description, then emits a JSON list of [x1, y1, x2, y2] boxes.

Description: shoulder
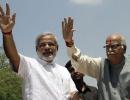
[[55, 63, 70, 76], [55, 63, 68, 71], [55, 63, 66, 69], [19, 54, 36, 61]]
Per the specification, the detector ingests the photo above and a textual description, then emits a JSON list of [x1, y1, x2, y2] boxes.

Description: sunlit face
[[104, 34, 125, 62], [36, 35, 58, 62]]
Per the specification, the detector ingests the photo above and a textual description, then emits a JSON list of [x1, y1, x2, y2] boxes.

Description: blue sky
[[0, 0, 130, 87]]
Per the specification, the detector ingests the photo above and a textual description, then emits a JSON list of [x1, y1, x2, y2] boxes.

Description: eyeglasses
[[103, 44, 121, 50]]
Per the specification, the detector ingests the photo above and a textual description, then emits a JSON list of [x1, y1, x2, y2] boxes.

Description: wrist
[[65, 40, 74, 47], [2, 31, 12, 35]]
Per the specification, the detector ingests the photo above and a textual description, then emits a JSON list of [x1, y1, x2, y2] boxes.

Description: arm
[[0, 3, 20, 72], [62, 17, 101, 79], [68, 45, 101, 79], [62, 17, 79, 66]]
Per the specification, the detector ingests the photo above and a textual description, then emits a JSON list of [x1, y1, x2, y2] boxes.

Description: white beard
[[37, 51, 56, 62]]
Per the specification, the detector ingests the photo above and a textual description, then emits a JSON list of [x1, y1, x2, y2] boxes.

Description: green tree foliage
[[0, 47, 9, 69], [0, 47, 22, 100]]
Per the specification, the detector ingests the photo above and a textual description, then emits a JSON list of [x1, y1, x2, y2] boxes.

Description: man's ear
[[124, 45, 127, 53], [122, 45, 126, 53]]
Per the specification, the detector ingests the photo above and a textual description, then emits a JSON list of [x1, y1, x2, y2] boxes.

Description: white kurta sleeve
[[18, 54, 30, 79], [67, 45, 102, 80]]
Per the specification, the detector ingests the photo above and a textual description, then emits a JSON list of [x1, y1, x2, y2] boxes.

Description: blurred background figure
[[65, 60, 98, 100]]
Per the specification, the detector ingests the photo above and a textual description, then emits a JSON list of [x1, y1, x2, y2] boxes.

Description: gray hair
[[120, 35, 126, 46], [35, 32, 58, 47], [107, 33, 127, 53], [107, 33, 126, 46]]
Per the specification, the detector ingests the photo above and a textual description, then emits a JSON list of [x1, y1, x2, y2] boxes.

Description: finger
[[64, 18, 67, 24], [64, 18, 69, 33], [71, 18, 73, 29], [9, 21, 15, 29], [0, 4, 5, 16], [62, 21, 64, 34], [68, 17, 72, 24], [6, 0, 10, 5], [6, 3, 10, 16], [64, 18, 67, 28], [62, 21, 67, 37], [71, 29, 75, 34], [0, 23, 4, 32], [12, 13, 16, 23], [68, 17, 73, 29], [68, 17, 72, 23], [62, 21, 64, 30]]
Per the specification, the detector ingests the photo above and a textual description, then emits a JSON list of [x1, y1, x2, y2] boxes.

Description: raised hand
[[62, 17, 74, 43], [0, 3, 16, 33]]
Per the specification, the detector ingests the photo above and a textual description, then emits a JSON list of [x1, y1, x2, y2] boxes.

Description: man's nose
[[45, 44, 50, 48], [108, 47, 112, 51], [44, 44, 51, 51]]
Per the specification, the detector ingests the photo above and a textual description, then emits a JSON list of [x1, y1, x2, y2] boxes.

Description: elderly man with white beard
[[0, 3, 79, 100]]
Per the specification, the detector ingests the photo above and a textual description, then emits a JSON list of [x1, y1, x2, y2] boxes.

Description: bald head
[[106, 33, 126, 46]]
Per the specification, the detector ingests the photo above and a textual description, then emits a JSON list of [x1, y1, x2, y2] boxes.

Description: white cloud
[[70, 0, 102, 5]]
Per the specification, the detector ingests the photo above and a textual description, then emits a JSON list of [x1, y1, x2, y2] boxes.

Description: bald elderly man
[[61, 17, 130, 100]]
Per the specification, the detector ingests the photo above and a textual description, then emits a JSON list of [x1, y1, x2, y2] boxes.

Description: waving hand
[[0, 3, 16, 33], [62, 17, 74, 43]]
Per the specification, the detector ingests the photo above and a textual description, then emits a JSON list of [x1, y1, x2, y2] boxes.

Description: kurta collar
[[36, 57, 55, 67]]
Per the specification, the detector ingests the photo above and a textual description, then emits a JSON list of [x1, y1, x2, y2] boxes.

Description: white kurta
[[18, 54, 77, 100]]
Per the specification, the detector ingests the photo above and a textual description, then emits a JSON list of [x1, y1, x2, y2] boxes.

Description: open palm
[[0, 3, 16, 33], [62, 17, 74, 42]]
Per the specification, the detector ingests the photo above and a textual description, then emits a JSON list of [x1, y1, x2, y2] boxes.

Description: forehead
[[39, 35, 56, 43], [106, 35, 121, 44]]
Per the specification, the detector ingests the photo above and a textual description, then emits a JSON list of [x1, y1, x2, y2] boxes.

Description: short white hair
[[120, 35, 126, 46], [35, 32, 58, 47]]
